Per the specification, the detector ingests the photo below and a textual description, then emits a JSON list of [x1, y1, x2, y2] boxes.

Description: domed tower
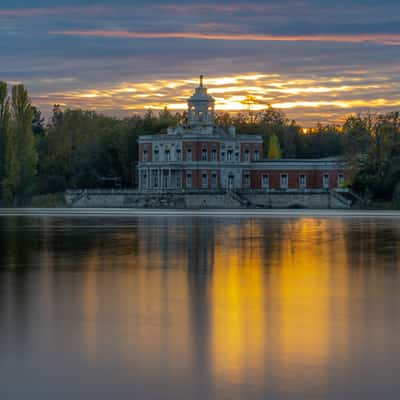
[[187, 75, 215, 129]]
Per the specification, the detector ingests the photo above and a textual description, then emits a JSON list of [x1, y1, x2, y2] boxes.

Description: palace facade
[[137, 76, 346, 192]]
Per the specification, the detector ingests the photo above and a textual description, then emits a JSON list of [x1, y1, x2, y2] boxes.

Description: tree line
[[1, 81, 400, 204]]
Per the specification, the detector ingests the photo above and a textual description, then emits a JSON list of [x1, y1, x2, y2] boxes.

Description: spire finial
[[200, 75, 204, 87]]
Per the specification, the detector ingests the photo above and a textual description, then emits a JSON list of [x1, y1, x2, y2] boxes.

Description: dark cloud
[[1, 0, 399, 124]]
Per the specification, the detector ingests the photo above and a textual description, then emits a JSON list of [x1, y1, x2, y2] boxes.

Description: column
[[169, 169, 172, 189]]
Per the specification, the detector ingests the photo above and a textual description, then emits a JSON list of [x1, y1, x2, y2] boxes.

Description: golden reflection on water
[[211, 222, 266, 384], [2, 216, 400, 397], [271, 219, 349, 390]]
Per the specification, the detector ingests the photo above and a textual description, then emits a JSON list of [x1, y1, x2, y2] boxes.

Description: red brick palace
[[137, 76, 346, 192]]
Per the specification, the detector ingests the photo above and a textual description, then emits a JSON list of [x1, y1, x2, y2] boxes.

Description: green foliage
[[0, 81, 10, 190], [344, 112, 400, 199], [0, 83, 38, 203], [267, 134, 282, 159], [11, 85, 38, 198]]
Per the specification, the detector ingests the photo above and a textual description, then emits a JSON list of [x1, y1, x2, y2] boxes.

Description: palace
[[137, 76, 346, 192]]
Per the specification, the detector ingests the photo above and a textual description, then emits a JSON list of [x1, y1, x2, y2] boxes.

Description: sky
[[1, 0, 400, 125]]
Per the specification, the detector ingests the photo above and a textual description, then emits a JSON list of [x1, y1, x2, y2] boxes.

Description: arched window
[[202, 148, 208, 161]]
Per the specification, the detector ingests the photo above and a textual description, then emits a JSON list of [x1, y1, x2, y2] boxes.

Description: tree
[[31, 106, 46, 137], [0, 82, 11, 200], [8, 84, 38, 200], [267, 134, 282, 159]]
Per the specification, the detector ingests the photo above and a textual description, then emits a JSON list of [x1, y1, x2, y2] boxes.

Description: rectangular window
[[245, 150, 250, 162], [202, 172, 208, 188], [227, 150, 233, 161], [143, 150, 148, 162], [235, 152, 240, 162], [244, 174, 250, 186], [262, 174, 269, 189], [187, 148, 192, 161], [153, 171, 159, 188], [154, 149, 159, 162], [176, 149, 182, 161], [299, 174, 306, 189], [280, 173, 288, 189], [165, 150, 170, 161], [186, 173, 192, 188], [212, 148, 217, 161], [202, 149, 208, 161], [221, 152, 226, 161], [211, 173, 217, 188], [338, 174, 344, 187], [254, 150, 259, 161], [176, 175, 182, 188], [323, 174, 329, 189], [142, 171, 147, 187]]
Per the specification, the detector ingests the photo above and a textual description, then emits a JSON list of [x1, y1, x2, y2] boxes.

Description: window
[[221, 152, 226, 161], [153, 171, 159, 188], [211, 173, 217, 188], [142, 150, 148, 162], [245, 150, 250, 162], [212, 148, 217, 161], [244, 174, 250, 186], [165, 149, 170, 161], [254, 150, 259, 161], [202, 148, 208, 161], [163, 174, 169, 188], [202, 172, 208, 188], [176, 149, 182, 161], [227, 150, 233, 161], [323, 174, 329, 189], [186, 173, 192, 189], [235, 152, 240, 162], [142, 172, 147, 187], [280, 173, 288, 189], [299, 174, 306, 189], [176, 175, 182, 188], [187, 148, 192, 161], [154, 147, 159, 161], [228, 175, 234, 188], [262, 174, 269, 189], [338, 174, 344, 188]]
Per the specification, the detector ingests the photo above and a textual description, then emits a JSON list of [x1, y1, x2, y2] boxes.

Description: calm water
[[0, 214, 400, 399]]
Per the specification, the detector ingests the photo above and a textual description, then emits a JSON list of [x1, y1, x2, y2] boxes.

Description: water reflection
[[0, 216, 400, 399]]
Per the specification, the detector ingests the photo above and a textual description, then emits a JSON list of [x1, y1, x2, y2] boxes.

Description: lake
[[1, 212, 400, 399]]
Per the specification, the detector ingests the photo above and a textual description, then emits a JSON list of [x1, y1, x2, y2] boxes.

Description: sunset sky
[[2, 0, 400, 125]]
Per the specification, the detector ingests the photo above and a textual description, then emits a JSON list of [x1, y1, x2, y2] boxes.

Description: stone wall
[[65, 189, 351, 209]]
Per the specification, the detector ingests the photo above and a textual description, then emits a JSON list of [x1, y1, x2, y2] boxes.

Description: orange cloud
[[49, 30, 400, 45]]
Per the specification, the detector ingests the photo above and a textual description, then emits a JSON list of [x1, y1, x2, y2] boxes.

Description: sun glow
[[34, 71, 400, 124]]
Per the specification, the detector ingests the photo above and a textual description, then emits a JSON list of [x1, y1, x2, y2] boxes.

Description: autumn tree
[[267, 134, 282, 159]]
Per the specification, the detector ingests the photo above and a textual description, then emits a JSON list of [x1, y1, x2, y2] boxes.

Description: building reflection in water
[[0, 216, 400, 398]]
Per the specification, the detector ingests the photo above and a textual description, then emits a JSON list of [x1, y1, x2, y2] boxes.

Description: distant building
[[137, 76, 346, 192]]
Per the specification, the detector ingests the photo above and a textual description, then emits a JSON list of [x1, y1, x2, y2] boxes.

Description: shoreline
[[1, 208, 400, 218]]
